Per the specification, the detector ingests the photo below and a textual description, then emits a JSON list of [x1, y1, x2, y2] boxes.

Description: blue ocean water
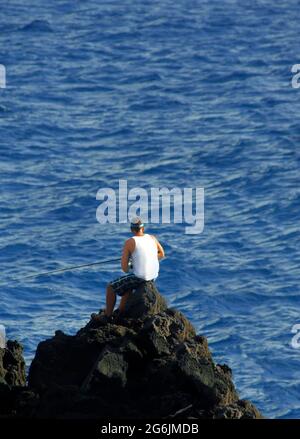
[[0, 0, 300, 419]]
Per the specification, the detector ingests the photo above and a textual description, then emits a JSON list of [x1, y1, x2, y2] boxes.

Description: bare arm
[[121, 238, 135, 272], [151, 235, 165, 260]]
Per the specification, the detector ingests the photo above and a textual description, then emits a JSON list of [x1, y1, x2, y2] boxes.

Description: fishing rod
[[14, 258, 121, 282], [21, 255, 167, 281], [5, 254, 167, 284]]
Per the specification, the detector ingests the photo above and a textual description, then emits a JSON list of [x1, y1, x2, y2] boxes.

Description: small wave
[[19, 19, 53, 33], [129, 96, 187, 112]]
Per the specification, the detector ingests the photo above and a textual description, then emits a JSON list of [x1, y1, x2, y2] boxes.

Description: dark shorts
[[109, 273, 154, 297]]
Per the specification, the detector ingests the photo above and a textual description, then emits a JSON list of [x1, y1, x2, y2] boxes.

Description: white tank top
[[131, 234, 159, 281]]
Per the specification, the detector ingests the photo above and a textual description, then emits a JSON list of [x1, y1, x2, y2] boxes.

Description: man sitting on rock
[[92, 217, 165, 324]]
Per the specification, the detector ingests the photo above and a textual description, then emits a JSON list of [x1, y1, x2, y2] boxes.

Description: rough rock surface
[[0, 340, 28, 417], [0, 341, 26, 387], [0, 282, 262, 418]]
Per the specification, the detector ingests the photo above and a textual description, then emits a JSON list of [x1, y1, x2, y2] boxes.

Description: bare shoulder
[[124, 237, 135, 251], [149, 234, 158, 243]]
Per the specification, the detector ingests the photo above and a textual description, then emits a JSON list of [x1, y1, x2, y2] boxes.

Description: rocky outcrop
[[0, 340, 29, 417], [0, 282, 262, 418], [0, 341, 26, 387]]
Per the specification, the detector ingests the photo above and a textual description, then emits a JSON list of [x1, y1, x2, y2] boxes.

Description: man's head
[[130, 216, 145, 235]]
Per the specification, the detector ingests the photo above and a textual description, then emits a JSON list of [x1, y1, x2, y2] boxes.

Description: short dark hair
[[130, 217, 144, 231]]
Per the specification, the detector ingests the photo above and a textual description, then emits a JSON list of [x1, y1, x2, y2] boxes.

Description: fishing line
[[2, 255, 166, 285], [6, 258, 121, 283]]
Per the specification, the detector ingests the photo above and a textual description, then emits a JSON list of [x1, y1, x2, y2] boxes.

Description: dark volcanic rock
[[210, 399, 262, 419], [2, 282, 263, 418], [123, 280, 168, 318], [0, 340, 27, 417], [0, 341, 26, 387]]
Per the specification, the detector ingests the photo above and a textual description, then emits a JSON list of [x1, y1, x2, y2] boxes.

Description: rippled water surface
[[1, 0, 300, 419]]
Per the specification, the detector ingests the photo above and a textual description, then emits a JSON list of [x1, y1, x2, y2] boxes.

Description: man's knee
[[122, 290, 130, 298], [106, 283, 115, 294]]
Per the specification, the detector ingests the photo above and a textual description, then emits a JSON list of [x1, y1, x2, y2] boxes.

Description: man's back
[[131, 233, 159, 281]]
